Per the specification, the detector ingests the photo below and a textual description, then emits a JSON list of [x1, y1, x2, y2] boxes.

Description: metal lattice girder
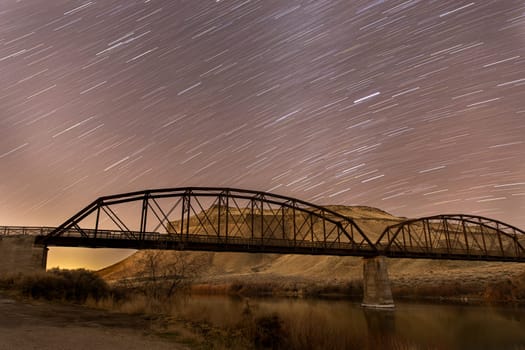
[[27, 190, 525, 262], [376, 214, 525, 261], [38, 187, 377, 256]]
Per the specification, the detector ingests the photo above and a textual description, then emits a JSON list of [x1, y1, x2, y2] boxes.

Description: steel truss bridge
[[2, 187, 524, 262]]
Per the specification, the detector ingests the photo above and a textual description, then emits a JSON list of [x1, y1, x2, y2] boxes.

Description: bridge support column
[[40, 245, 48, 270], [362, 256, 394, 308]]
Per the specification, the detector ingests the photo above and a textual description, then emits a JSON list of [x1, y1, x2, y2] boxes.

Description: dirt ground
[[0, 295, 185, 350]]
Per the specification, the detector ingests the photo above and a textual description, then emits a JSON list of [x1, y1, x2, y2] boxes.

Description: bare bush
[[132, 250, 205, 300]]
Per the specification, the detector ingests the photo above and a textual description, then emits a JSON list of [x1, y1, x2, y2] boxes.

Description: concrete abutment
[[362, 256, 395, 308], [0, 235, 47, 276]]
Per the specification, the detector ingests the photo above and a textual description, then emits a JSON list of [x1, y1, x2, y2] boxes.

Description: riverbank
[[0, 293, 185, 350], [187, 268, 525, 306]]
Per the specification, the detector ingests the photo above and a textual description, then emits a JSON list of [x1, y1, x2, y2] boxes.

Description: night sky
[[1, 0, 524, 230]]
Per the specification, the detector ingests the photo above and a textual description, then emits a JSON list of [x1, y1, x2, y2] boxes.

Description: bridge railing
[[377, 245, 525, 262], [38, 227, 377, 254], [0, 226, 56, 236]]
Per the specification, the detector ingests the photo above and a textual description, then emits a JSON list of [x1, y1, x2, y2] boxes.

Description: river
[[173, 295, 525, 349]]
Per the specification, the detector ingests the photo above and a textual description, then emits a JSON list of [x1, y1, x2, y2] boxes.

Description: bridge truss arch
[[376, 214, 525, 262], [39, 187, 377, 256]]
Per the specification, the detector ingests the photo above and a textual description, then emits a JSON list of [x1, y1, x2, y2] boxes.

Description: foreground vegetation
[[1, 268, 525, 349], [0, 269, 112, 303], [0, 269, 414, 349]]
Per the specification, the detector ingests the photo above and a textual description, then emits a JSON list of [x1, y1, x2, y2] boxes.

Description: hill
[[98, 205, 525, 300]]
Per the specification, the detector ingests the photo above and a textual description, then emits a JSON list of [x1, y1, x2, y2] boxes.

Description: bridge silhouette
[[1, 186, 518, 262], [3, 187, 524, 308]]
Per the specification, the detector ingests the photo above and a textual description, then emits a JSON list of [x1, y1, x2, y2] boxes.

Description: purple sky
[[1, 0, 524, 232]]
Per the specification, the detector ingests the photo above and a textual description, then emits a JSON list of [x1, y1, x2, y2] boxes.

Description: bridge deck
[[33, 233, 379, 257], [32, 235, 525, 262], [3, 226, 524, 262]]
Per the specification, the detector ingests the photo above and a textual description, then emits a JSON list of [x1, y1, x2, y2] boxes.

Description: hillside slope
[[98, 205, 525, 298]]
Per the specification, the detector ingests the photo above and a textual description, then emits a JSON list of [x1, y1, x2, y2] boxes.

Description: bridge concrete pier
[[362, 256, 394, 308]]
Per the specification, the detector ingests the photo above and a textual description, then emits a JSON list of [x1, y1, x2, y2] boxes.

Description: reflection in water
[[363, 308, 396, 335], [175, 295, 525, 349], [363, 308, 397, 348]]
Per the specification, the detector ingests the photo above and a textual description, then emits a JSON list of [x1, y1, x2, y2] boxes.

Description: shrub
[[253, 313, 288, 349], [5, 269, 110, 303], [484, 273, 525, 303]]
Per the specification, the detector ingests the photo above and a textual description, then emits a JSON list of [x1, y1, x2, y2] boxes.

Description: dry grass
[[280, 308, 363, 349]]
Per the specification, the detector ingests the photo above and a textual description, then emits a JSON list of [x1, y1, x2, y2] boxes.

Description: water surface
[[175, 295, 525, 349]]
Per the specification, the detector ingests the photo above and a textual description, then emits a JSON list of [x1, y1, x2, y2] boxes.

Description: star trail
[[1, 0, 524, 229]]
